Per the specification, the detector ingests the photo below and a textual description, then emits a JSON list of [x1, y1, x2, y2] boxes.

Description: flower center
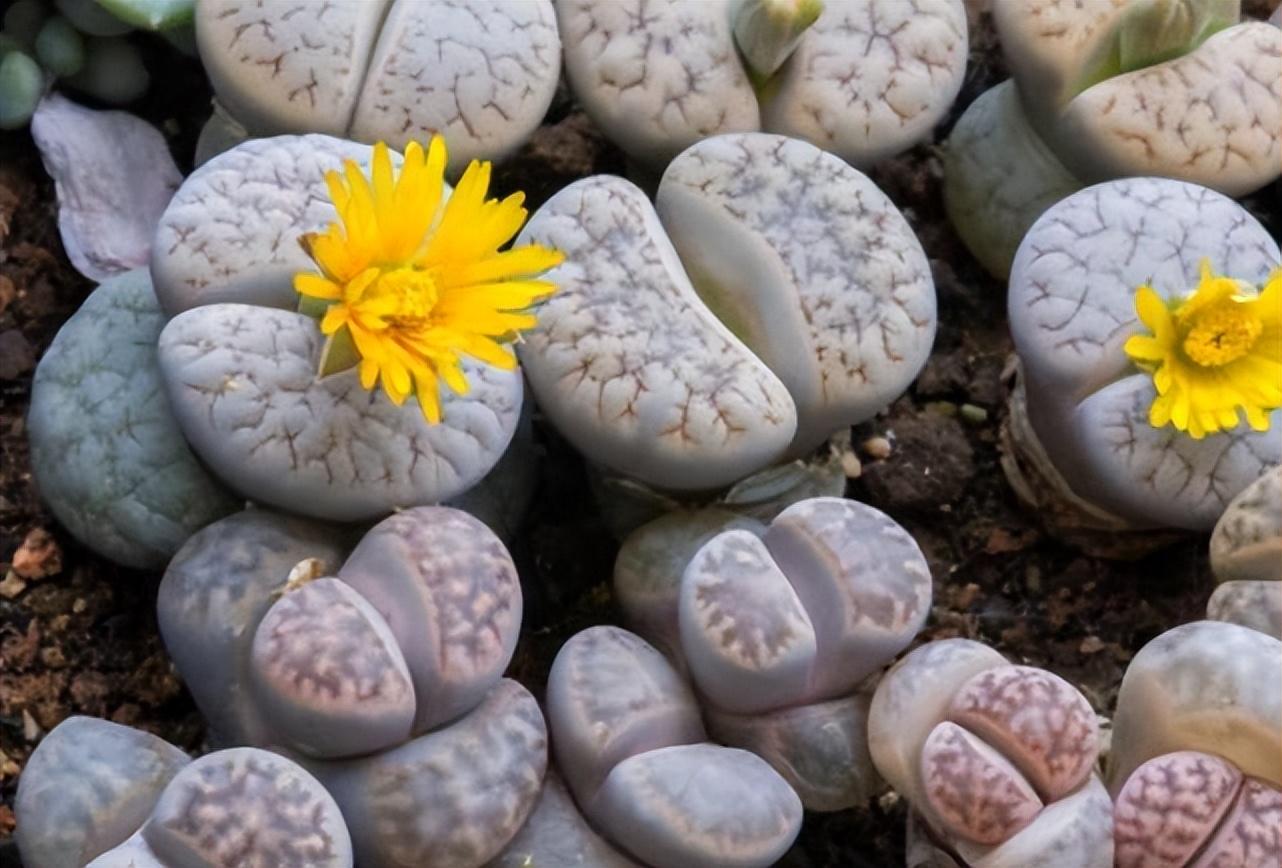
[[1182, 303, 1262, 367], [375, 267, 439, 327]]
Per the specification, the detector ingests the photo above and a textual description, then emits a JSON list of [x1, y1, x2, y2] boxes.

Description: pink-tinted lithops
[[17, 717, 352, 868], [159, 505, 545, 868], [1109, 621, 1281, 800], [616, 496, 930, 810], [1114, 750, 1282, 868], [546, 625, 803, 867], [489, 770, 640, 868], [868, 639, 1112, 867]]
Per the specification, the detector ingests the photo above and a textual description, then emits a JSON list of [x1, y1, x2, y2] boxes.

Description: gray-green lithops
[[546, 625, 803, 867], [869, 640, 1113, 868], [158, 506, 545, 868], [557, 0, 967, 170], [195, 0, 560, 173], [517, 132, 935, 492], [1208, 467, 1282, 637], [1006, 178, 1281, 532], [27, 268, 238, 569], [945, 2, 1282, 278]]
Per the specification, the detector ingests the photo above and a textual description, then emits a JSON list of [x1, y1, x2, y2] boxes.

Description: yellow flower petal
[[292, 135, 562, 422]]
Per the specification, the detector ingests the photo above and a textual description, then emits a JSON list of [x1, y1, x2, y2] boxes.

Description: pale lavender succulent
[[868, 639, 1113, 867], [158, 505, 546, 868], [546, 625, 803, 868], [16, 717, 351, 868], [615, 496, 931, 811]]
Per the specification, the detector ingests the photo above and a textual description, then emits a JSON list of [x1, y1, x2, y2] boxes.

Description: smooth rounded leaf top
[[1210, 466, 1282, 584]]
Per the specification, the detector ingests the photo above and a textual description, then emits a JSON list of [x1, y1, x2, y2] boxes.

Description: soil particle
[[858, 406, 977, 512]]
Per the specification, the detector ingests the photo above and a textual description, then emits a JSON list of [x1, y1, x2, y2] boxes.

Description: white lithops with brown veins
[[658, 134, 937, 453], [140, 748, 353, 868], [337, 507, 523, 733], [16, 717, 191, 868], [196, 0, 559, 173], [993, 3, 1281, 197], [1208, 467, 1282, 637], [556, 0, 966, 168], [157, 304, 522, 522], [1111, 751, 1282, 868], [314, 679, 547, 868], [546, 626, 803, 868], [1008, 177, 1282, 530], [764, 0, 967, 166], [868, 640, 1113, 867], [517, 174, 797, 490], [250, 577, 416, 758], [151, 135, 378, 316], [518, 133, 936, 490], [1109, 621, 1282, 795]]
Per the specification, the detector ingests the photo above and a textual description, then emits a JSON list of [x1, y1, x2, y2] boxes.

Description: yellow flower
[[293, 136, 563, 423], [1124, 260, 1282, 439]]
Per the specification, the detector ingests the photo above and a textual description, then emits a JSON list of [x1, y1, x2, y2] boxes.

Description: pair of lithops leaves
[[1110, 620, 1282, 868], [157, 505, 548, 868], [1207, 467, 1282, 638], [151, 134, 523, 527], [558, 0, 967, 171], [1003, 177, 1281, 533], [16, 716, 353, 868], [515, 130, 936, 492], [870, 639, 1113, 868], [193, 0, 559, 173], [945, 0, 1282, 277], [614, 496, 931, 811]]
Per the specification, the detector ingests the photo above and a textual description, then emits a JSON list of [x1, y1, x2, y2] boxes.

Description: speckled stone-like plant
[[1004, 177, 1280, 535], [945, 1, 1282, 277], [157, 506, 547, 868], [17, 717, 352, 868], [1108, 621, 1282, 867], [868, 639, 1113, 867], [557, 0, 967, 170], [1207, 467, 1282, 637], [517, 131, 935, 492], [193, 0, 560, 172], [546, 625, 804, 867], [148, 134, 523, 522], [26, 268, 238, 568], [615, 496, 931, 811]]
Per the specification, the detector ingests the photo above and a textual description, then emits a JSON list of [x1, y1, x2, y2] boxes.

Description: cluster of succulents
[[0, 0, 193, 129], [12, 0, 1282, 866]]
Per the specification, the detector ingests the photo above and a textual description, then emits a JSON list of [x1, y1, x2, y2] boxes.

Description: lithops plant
[[193, 0, 560, 173], [1109, 621, 1282, 867], [17, 717, 352, 868], [27, 268, 238, 569], [158, 505, 547, 868], [557, 0, 967, 170], [868, 640, 1113, 868], [1208, 466, 1282, 637], [149, 133, 540, 522], [1004, 177, 1281, 537], [517, 131, 936, 492], [547, 625, 804, 868], [615, 496, 931, 810], [946, 0, 1282, 277]]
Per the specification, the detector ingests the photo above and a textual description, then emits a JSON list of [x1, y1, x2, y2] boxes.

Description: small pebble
[[840, 451, 862, 478], [863, 435, 893, 460], [22, 709, 40, 741], [11, 527, 62, 579], [1079, 636, 1105, 655], [0, 571, 26, 598], [925, 401, 958, 417], [959, 403, 988, 424]]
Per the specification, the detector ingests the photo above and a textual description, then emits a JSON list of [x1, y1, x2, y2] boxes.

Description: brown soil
[[1, 10, 1279, 868]]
